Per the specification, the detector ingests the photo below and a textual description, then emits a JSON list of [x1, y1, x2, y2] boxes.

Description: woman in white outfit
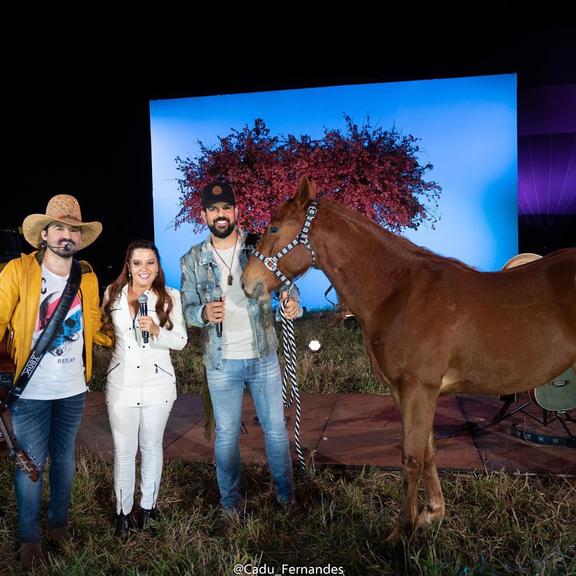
[[101, 240, 187, 536]]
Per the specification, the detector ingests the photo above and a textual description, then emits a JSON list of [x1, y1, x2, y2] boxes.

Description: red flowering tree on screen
[[175, 116, 441, 234]]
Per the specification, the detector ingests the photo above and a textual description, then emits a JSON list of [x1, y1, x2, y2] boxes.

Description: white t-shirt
[[21, 264, 86, 400], [211, 244, 256, 359]]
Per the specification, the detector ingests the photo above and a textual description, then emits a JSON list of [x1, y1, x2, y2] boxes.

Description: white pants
[[107, 402, 173, 514]]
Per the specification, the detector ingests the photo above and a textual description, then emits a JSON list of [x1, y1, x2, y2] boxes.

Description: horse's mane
[[319, 199, 476, 272]]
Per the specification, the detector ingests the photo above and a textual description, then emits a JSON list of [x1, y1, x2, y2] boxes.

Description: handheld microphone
[[138, 294, 149, 343], [213, 286, 223, 338]]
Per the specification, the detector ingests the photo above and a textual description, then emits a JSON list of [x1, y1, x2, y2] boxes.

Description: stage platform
[[68, 391, 575, 475]]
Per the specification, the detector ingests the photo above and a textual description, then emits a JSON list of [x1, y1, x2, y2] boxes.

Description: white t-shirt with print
[[21, 264, 86, 400]]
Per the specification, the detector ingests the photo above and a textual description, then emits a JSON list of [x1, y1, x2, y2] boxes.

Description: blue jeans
[[9, 392, 86, 543], [206, 354, 294, 509]]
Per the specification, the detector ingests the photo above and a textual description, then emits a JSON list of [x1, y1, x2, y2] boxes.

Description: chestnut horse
[[241, 177, 576, 539]]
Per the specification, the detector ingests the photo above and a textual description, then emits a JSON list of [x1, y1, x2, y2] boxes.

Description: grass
[[2, 314, 575, 574], [0, 455, 574, 575]]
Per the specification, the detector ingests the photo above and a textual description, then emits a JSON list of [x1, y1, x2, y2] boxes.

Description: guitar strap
[[1, 258, 82, 408], [511, 423, 576, 449]]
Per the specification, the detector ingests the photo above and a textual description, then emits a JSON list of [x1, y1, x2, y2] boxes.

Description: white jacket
[[105, 286, 188, 406]]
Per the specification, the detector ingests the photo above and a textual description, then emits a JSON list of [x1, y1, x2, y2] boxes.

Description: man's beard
[[208, 218, 236, 239], [46, 241, 78, 258]]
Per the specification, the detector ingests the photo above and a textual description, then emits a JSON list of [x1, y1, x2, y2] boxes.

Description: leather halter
[[252, 201, 319, 289]]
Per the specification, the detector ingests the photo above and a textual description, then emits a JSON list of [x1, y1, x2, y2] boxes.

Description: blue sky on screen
[[150, 74, 517, 309]]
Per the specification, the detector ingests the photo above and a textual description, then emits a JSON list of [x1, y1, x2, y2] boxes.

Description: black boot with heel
[[114, 512, 132, 537], [138, 507, 158, 534]]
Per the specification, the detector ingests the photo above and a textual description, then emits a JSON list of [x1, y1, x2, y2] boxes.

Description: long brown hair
[[101, 240, 174, 335]]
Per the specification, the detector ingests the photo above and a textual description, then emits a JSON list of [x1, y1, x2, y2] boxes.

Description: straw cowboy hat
[[22, 194, 103, 250]]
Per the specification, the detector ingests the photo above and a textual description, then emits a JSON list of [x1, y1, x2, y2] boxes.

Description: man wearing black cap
[[180, 179, 301, 516]]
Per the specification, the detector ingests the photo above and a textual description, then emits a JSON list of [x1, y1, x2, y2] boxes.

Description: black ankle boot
[[114, 512, 131, 537], [138, 507, 157, 532]]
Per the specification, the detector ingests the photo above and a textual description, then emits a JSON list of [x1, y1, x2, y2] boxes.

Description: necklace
[[211, 236, 238, 286]]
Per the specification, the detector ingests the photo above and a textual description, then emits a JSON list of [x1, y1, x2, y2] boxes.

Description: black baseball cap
[[201, 180, 236, 209]]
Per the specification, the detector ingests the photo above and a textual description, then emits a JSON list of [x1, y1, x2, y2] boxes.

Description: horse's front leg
[[387, 379, 440, 542], [416, 431, 445, 529]]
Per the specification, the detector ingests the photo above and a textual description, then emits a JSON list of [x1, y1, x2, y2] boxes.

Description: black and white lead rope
[[279, 301, 306, 472], [252, 202, 320, 473]]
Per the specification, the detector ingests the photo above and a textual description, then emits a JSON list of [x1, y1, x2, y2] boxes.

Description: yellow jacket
[[0, 251, 111, 382]]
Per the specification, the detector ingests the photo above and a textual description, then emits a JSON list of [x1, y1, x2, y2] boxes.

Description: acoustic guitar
[[0, 335, 40, 482], [532, 367, 576, 413]]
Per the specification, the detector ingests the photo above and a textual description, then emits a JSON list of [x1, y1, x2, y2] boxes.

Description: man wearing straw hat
[[0, 194, 110, 570]]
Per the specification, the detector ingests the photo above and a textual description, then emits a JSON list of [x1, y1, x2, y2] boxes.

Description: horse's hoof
[[416, 504, 445, 529]]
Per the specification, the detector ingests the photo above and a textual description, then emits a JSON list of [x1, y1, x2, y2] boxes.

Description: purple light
[[518, 133, 576, 215], [518, 84, 576, 216]]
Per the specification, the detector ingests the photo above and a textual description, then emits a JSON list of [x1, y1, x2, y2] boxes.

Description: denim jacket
[[180, 231, 298, 370]]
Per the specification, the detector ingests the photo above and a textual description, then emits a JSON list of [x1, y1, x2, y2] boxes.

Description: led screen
[[150, 74, 517, 308]]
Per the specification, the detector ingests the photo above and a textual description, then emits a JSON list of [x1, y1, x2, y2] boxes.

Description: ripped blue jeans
[[9, 392, 85, 542]]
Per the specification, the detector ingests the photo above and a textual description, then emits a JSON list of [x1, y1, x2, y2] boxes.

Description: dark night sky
[[4, 17, 575, 287]]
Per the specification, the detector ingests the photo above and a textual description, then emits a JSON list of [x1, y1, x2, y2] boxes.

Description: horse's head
[[242, 176, 318, 300]]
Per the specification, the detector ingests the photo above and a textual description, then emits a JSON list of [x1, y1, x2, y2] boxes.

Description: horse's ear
[[295, 175, 317, 208]]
